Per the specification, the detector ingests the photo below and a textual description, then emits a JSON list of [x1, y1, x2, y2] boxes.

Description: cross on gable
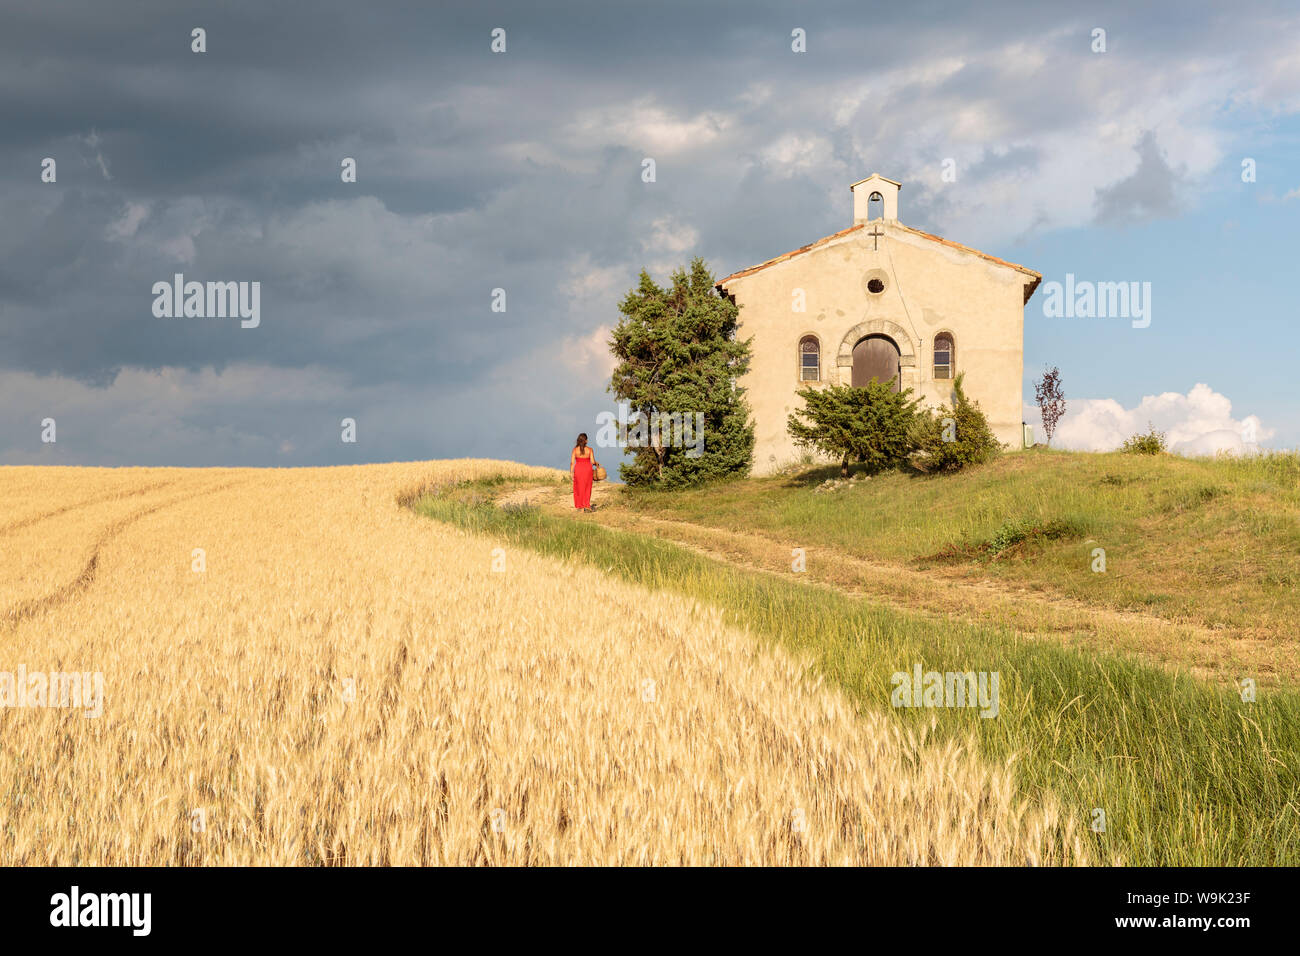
[[867, 225, 884, 251]]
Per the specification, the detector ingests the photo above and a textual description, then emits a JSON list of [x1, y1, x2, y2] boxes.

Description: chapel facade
[[716, 174, 1041, 475]]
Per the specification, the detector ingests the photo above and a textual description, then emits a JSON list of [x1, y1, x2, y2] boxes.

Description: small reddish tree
[[1034, 366, 1066, 447]]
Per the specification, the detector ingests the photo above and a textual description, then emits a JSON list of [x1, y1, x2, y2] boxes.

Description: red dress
[[572, 452, 593, 509]]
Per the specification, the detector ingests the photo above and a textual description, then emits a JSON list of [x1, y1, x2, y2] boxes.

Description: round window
[[867, 278, 885, 294]]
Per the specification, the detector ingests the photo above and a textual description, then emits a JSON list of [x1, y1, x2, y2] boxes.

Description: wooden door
[[851, 336, 900, 391]]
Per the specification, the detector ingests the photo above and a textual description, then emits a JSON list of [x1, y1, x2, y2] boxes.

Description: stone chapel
[[716, 174, 1041, 474]]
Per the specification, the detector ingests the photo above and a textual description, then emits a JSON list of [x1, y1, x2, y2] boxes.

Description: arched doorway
[[851, 334, 900, 391]]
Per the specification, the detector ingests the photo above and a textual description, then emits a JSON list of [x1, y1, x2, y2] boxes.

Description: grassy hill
[[621, 448, 1300, 676]]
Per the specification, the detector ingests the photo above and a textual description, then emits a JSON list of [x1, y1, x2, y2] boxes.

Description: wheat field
[[0, 461, 1087, 865]]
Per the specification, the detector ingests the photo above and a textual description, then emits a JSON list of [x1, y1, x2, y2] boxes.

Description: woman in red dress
[[571, 433, 599, 511]]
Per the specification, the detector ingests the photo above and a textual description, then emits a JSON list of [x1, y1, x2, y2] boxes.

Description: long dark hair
[[575, 433, 588, 452]]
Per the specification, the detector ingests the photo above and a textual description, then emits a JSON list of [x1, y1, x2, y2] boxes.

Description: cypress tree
[[608, 258, 755, 486]]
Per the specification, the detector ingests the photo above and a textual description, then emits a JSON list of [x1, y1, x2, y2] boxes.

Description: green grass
[[619, 448, 1300, 636], [413, 479, 1300, 866]]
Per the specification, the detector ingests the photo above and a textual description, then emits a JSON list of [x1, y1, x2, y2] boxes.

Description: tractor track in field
[[0, 478, 248, 633], [493, 482, 1283, 685], [0, 478, 184, 536]]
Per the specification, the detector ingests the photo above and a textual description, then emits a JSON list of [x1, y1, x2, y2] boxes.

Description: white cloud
[[118, 196, 221, 265], [80, 128, 112, 181], [0, 364, 351, 465], [675, 20, 1299, 246], [566, 99, 731, 155], [760, 134, 833, 177], [644, 216, 698, 255], [562, 255, 627, 304], [737, 82, 773, 109], [639, 216, 699, 274], [560, 325, 615, 380], [478, 324, 614, 435], [1025, 383, 1273, 455], [105, 201, 150, 240]]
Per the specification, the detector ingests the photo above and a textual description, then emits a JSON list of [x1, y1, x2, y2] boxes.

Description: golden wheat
[[0, 461, 1087, 865]]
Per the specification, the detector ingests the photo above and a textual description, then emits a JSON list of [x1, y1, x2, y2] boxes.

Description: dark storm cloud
[[0, 0, 1296, 465], [1093, 130, 1184, 225]]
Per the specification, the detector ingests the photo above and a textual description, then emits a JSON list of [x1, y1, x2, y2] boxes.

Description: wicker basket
[[593, 464, 607, 481]]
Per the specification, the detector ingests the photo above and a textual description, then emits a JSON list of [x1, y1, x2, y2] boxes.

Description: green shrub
[[787, 381, 921, 476], [919, 372, 1003, 472], [986, 516, 1084, 557], [1121, 422, 1168, 455]]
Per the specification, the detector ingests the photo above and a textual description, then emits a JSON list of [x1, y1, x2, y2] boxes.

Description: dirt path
[[495, 481, 1285, 685]]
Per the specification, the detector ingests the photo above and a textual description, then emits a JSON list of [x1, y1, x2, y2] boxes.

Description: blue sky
[[1, 0, 1296, 467], [1006, 120, 1300, 450]]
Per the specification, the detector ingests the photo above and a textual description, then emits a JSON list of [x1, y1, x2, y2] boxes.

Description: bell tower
[[850, 173, 901, 223]]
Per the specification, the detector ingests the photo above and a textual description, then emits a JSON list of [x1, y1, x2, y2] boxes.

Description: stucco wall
[[721, 221, 1031, 475]]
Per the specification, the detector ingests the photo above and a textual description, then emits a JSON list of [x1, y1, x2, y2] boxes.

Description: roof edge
[[896, 223, 1041, 303], [716, 223, 865, 287], [849, 173, 902, 189], [716, 221, 1042, 303]]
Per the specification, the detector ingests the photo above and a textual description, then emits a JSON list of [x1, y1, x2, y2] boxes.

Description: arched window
[[933, 332, 954, 380], [799, 335, 820, 381], [868, 191, 884, 221]]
